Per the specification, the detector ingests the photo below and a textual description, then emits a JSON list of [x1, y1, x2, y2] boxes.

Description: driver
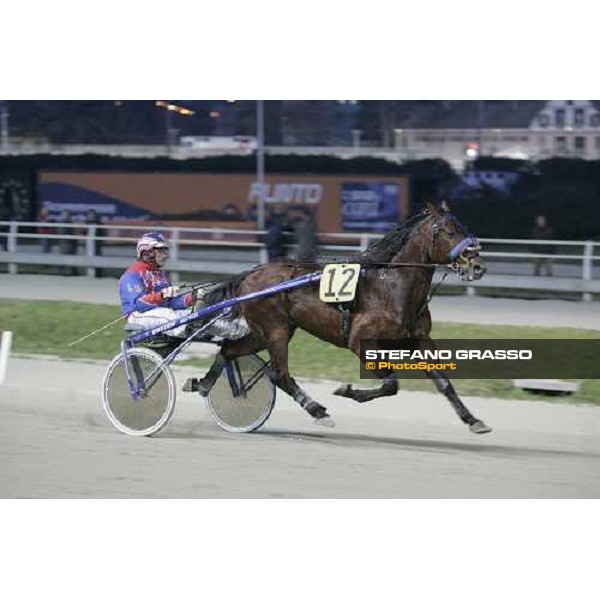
[[119, 232, 249, 339]]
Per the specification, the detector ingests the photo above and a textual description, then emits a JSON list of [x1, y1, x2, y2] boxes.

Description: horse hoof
[[315, 416, 335, 428], [469, 420, 492, 434], [333, 384, 352, 397], [197, 379, 212, 397], [182, 378, 199, 393]]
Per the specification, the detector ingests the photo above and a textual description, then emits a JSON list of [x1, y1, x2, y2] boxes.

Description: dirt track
[[1, 356, 599, 498]]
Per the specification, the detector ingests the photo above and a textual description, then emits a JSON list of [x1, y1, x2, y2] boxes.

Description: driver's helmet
[[136, 232, 170, 261]]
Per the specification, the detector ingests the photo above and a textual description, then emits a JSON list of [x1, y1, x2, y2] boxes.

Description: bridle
[[430, 213, 480, 264], [428, 213, 484, 283], [407, 212, 482, 328]]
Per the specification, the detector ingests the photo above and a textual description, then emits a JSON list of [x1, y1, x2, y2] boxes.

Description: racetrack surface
[[2, 274, 599, 498], [1, 356, 599, 498]]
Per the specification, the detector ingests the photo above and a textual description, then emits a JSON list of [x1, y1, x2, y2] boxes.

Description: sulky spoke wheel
[[206, 354, 275, 433], [102, 347, 176, 437]]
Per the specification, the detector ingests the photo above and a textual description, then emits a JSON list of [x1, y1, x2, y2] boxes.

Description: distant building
[[394, 101, 600, 168], [280, 101, 360, 146], [179, 136, 257, 151]]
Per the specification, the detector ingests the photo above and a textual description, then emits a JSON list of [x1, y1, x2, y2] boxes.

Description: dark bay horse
[[196, 206, 492, 434]]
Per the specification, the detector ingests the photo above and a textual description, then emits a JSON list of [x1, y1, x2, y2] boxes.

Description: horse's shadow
[[161, 420, 597, 461], [257, 429, 597, 460]]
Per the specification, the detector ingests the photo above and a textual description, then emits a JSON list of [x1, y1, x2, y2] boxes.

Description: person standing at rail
[[265, 208, 287, 262], [530, 214, 555, 276], [119, 232, 250, 339], [0, 199, 10, 251], [85, 209, 104, 278], [37, 206, 54, 254], [293, 206, 319, 261], [57, 209, 78, 275]]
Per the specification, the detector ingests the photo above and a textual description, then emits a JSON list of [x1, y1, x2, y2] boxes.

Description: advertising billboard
[[38, 172, 410, 233], [341, 181, 403, 232]]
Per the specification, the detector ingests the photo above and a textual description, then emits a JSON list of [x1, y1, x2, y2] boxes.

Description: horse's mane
[[357, 210, 432, 264]]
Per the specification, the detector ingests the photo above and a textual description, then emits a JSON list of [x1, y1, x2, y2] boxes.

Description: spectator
[[0, 199, 10, 251], [265, 209, 286, 262], [221, 202, 242, 218], [530, 214, 554, 276], [294, 207, 319, 262], [38, 206, 54, 253], [85, 209, 104, 277], [58, 209, 78, 275]]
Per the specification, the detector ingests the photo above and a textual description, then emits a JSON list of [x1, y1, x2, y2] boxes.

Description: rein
[[421, 269, 450, 311], [279, 259, 458, 271], [359, 262, 457, 271], [408, 269, 451, 334]]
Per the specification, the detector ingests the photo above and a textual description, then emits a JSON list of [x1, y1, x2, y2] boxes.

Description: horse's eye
[[447, 230, 456, 238]]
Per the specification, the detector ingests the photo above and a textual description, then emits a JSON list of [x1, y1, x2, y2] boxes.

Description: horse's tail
[[203, 276, 242, 306]]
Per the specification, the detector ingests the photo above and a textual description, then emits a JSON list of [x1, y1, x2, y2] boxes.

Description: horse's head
[[424, 206, 486, 281]]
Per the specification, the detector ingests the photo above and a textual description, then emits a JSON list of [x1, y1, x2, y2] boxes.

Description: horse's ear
[[438, 200, 451, 214], [424, 201, 436, 214]]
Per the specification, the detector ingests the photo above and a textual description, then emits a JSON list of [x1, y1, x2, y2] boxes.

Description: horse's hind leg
[[426, 369, 492, 434], [333, 338, 399, 403], [193, 353, 227, 395], [267, 328, 335, 427], [333, 373, 398, 403], [185, 336, 265, 396]]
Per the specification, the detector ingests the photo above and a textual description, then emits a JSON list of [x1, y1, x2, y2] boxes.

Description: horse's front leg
[[424, 368, 492, 434], [267, 327, 335, 427], [416, 336, 491, 433]]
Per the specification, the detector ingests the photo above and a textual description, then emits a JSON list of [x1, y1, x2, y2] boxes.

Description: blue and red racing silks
[[118, 261, 193, 315]]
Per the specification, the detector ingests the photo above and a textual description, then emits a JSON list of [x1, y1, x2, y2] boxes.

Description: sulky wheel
[[102, 347, 176, 437], [206, 354, 275, 433]]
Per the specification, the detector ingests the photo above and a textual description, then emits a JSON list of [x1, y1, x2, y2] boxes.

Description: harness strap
[[337, 302, 353, 347], [413, 270, 450, 326]]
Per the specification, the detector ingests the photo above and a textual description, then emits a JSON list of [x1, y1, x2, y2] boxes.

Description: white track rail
[[0, 330, 13, 385]]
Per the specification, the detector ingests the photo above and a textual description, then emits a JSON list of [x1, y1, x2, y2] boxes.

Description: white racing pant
[[127, 308, 190, 337], [127, 307, 251, 339]]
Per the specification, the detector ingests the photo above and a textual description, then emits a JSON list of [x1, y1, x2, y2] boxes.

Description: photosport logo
[[359, 339, 600, 379]]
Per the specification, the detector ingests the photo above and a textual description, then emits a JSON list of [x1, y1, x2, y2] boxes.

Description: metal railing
[[1, 221, 599, 300]]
